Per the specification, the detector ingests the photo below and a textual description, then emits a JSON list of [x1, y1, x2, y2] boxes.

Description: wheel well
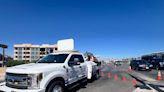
[[45, 77, 65, 92]]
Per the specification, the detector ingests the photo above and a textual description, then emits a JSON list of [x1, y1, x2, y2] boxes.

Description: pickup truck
[[0, 51, 99, 92]]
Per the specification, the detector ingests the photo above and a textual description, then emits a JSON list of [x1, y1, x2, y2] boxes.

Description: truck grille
[[6, 73, 30, 89]]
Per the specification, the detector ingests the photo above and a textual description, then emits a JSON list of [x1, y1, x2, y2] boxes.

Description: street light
[[0, 44, 8, 67]]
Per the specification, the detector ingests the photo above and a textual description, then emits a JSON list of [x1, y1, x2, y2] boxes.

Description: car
[[130, 60, 153, 71], [0, 51, 99, 92], [151, 59, 164, 70], [114, 61, 122, 66]]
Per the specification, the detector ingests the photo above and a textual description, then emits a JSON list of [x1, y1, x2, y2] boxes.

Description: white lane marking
[[132, 87, 157, 92]]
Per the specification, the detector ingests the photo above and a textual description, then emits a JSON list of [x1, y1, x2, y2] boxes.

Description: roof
[[51, 50, 81, 54]]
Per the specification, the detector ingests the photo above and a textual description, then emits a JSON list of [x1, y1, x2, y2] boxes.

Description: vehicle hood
[[6, 63, 64, 74]]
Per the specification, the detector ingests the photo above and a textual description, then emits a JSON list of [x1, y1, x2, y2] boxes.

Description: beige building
[[14, 44, 57, 62]]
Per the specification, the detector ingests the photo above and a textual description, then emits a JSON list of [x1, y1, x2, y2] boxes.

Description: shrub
[[5, 60, 26, 67]]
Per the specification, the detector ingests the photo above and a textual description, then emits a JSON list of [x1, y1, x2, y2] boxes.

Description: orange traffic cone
[[114, 74, 118, 80], [101, 71, 105, 78], [156, 70, 162, 80], [108, 72, 111, 79], [132, 79, 137, 86], [122, 76, 127, 82]]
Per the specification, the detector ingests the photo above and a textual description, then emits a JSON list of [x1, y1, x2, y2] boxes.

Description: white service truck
[[0, 51, 99, 92]]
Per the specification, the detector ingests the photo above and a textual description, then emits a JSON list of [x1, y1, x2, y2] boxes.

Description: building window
[[18, 52, 22, 54], [24, 52, 30, 54], [15, 52, 18, 54], [18, 48, 22, 50], [23, 56, 30, 58], [36, 48, 39, 51], [55, 48, 57, 50], [32, 52, 35, 55], [15, 56, 18, 58], [40, 48, 45, 51], [18, 56, 22, 59], [15, 48, 18, 50], [31, 56, 35, 59]]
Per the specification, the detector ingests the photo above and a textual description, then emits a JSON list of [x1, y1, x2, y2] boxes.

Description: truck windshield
[[37, 54, 69, 63]]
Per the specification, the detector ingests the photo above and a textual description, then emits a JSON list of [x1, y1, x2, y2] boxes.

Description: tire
[[47, 80, 65, 92], [156, 65, 159, 70], [94, 70, 99, 80]]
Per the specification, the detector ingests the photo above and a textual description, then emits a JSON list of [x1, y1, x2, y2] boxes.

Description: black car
[[130, 60, 153, 71], [151, 59, 164, 70]]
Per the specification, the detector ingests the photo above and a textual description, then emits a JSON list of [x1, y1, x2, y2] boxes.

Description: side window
[[68, 55, 84, 63], [69, 55, 75, 62], [76, 55, 84, 63]]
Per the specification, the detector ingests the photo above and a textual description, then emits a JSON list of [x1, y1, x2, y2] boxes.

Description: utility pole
[[0, 44, 8, 67]]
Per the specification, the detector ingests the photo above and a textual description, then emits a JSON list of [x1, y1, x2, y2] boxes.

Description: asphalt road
[[72, 64, 136, 92]]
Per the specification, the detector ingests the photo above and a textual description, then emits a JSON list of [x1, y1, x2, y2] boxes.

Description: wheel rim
[[52, 85, 63, 92]]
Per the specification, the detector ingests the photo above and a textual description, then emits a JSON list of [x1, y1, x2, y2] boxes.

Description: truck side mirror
[[74, 58, 80, 65]]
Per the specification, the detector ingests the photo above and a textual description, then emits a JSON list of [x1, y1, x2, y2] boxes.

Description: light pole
[[0, 44, 8, 67]]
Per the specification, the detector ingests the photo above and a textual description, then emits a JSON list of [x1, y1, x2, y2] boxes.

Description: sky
[[0, 0, 164, 58]]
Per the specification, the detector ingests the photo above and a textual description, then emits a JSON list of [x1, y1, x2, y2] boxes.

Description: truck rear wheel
[[93, 70, 99, 80], [47, 81, 65, 92]]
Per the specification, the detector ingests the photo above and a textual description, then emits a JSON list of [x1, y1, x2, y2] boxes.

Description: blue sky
[[0, 0, 164, 58]]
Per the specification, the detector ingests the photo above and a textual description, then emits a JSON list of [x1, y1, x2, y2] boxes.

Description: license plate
[[146, 67, 149, 69]]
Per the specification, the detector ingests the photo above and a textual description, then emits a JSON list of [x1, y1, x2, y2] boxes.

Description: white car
[[0, 51, 99, 92]]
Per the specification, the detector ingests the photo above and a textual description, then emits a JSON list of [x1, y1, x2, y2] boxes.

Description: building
[[14, 44, 58, 62]]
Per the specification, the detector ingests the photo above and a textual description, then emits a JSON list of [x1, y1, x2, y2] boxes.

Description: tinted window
[[37, 54, 68, 63], [69, 55, 84, 63]]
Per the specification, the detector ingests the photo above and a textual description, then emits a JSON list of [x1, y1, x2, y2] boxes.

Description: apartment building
[[14, 44, 57, 62]]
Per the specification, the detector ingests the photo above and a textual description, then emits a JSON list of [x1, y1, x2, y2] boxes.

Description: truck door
[[67, 55, 81, 84], [76, 55, 87, 79]]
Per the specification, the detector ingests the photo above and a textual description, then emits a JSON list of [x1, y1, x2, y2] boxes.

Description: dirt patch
[[0, 67, 6, 75]]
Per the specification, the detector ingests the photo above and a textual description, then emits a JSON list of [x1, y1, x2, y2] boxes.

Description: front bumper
[[138, 66, 152, 70], [0, 82, 45, 92]]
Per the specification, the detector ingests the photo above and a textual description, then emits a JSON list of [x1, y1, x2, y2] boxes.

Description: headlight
[[149, 65, 153, 67], [159, 62, 164, 65], [28, 73, 43, 89]]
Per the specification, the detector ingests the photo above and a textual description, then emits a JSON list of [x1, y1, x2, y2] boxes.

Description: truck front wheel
[[47, 81, 65, 92]]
